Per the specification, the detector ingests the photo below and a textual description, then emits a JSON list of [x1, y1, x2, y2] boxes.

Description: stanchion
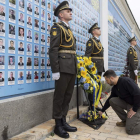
[[76, 78, 79, 119]]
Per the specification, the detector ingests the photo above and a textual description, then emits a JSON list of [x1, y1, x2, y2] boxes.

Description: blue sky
[[127, 0, 140, 28]]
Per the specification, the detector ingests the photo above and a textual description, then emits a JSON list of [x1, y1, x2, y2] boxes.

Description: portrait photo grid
[[0, 0, 100, 97]]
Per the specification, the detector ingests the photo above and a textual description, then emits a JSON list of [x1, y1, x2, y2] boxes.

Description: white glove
[[134, 70, 138, 76], [52, 72, 60, 80]]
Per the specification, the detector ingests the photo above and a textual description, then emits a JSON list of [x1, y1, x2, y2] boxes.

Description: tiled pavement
[[46, 107, 140, 140]]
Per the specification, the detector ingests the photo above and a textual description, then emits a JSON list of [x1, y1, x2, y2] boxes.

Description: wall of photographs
[[0, 0, 100, 98], [108, 0, 133, 76]]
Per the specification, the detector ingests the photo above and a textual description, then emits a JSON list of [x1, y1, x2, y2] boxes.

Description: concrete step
[[9, 106, 89, 140]]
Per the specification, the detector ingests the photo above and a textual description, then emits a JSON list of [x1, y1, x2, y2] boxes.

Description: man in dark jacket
[[99, 70, 140, 135], [49, 1, 77, 139]]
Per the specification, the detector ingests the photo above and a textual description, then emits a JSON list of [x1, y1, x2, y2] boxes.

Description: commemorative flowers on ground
[[77, 56, 107, 121]]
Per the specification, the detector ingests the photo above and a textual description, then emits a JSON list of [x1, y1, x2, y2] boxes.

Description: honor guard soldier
[[127, 36, 138, 82], [49, 1, 77, 139], [85, 23, 105, 110]]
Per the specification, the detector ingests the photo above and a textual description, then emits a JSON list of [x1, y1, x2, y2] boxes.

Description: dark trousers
[[130, 70, 135, 81], [88, 72, 102, 109], [53, 72, 76, 119], [109, 97, 140, 135]]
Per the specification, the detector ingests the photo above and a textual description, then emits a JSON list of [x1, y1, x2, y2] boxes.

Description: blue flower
[[80, 67, 85, 71], [77, 60, 80, 63], [84, 83, 89, 90], [88, 65, 93, 69], [79, 77, 86, 83]]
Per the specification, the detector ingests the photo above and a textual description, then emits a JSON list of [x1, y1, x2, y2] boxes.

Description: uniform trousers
[[109, 97, 140, 135], [53, 72, 76, 119]]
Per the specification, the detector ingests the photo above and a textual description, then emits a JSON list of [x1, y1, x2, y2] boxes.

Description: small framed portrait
[[34, 71, 39, 82], [47, 36, 50, 46], [18, 56, 24, 69], [26, 43, 32, 55], [27, 29, 32, 42], [0, 5, 5, 20], [8, 56, 15, 69], [19, 12, 24, 26], [27, 2, 32, 15], [18, 41, 24, 55], [41, 71, 45, 82], [26, 71, 32, 79], [34, 19, 39, 31], [53, 0, 56, 4], [41, 9, 45, 21], [52, 16, 56, 23], [8, 40, 15, 54], [41, 21, 45, 33], [53, 4, 56, 12], [46, 71, 51, 81], [27, 16, 32, 28], [34, 32, 39, 43], [18, 71, 24, 84], [47, 59, 51, 69], [34, 6, 39, 18], [26, 57, 32, 69], [0, 38, 5, 53], [0, 71, 4, 86], [34, 45, 39, 56], [47, 12, 51, 23], [41, 46, 45, 57], [47, 24, 51, 34], [41, 34, 45, 45], [35, 0, 39, 5], [18, 27, 24, 40], [9, 9, 16, 23], [0, 55, 5, 69], [47, 47, 49, 57], [41, 58, 45, 69], [9, 0, 16, 8], [0, 0, 6, 4], [34, 58, 39, 69], [19, 0, 24, 12], [47, 2, 51, 12], [8, 71, 15, 85], [26, 71, 32, 83], [41, 0, 45, 8]]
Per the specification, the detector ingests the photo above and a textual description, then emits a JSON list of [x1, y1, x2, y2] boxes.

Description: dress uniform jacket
[[49, 22, 77, 75], [127, 46, 138, 71], [85, 37, 105, 72]]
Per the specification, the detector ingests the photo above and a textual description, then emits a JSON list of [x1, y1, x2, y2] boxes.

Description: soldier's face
[[93, 28, 101, 36], [131, 40, 137, 46], [60, 10, 72, 21]]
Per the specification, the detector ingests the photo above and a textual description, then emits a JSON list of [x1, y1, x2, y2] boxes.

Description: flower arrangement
[[77, 56, 107, 121]]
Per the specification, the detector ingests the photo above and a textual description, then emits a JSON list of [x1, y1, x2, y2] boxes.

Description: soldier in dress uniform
[[85, 23, 105, 110], [127, 36, 138, 82], [49, 1, 77, 139]]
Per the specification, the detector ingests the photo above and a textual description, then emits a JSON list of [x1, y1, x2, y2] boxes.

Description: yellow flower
[[77, 75, 81, 78], [79, 57, 83, 59], [89, 57, 92, 61], [85, 77, 91, 83], [102, 114, 106, 119], [79, 61, 84, 67], [90, 87, 93, 91], [77, 57, 79, 60], [81, 70, 87, 78]]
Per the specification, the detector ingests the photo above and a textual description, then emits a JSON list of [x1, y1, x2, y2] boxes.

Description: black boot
[[61, 117, 77, 132], [54, 119, 69, 138]]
